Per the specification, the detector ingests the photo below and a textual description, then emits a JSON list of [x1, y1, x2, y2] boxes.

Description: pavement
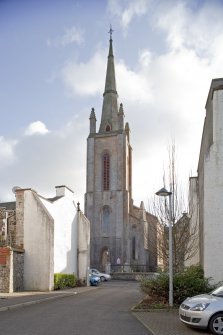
[[0, 288, 211, 335]]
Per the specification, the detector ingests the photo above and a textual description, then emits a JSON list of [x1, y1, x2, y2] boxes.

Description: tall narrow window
[[103, 152, 110, 190], [102, 206, 110, 235], [132, 236, 136, 260]]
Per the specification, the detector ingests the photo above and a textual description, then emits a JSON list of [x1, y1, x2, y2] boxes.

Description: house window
[[103, 152, 110, 190], [102, 206, 110, 235]]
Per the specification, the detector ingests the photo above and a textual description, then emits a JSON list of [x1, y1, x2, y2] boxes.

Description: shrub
[[54, 273, 77, 290], [141, 273, 169, 303], [140, 265, 215, 306], [173, 265, 214, 304]]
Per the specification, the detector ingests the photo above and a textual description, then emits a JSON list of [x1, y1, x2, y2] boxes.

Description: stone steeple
[[85, 29, 158, 273], [99, 30, 119, 133]]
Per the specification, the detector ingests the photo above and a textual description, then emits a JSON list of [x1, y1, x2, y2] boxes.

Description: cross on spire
[[108, 25, 114, 40]]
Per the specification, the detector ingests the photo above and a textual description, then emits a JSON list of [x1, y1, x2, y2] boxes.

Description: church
[[85, 31, 158, 272]]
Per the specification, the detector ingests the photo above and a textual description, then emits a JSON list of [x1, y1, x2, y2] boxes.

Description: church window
[[132, 236, 136, 260], [103, 152, 110, 190], [102, 206, 110, 235], [106, 124, 111, 132]]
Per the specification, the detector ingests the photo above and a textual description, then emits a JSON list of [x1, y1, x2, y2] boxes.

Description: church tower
[[85, 30, 157, 271]]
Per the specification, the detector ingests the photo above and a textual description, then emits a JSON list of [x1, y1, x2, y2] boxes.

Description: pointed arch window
[[106, 125, 111, 132], [102, 205, 110, 235], [103, 152, 110, 190], [132, 236, 136, 260]]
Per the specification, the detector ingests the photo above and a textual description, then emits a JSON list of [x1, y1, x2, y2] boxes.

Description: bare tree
[[148, 143, 199, 273]]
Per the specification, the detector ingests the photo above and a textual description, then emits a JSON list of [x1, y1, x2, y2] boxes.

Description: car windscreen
[[211, 287, 223, 297]]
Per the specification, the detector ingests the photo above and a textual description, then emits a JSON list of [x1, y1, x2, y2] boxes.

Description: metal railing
[[91, 263, 157, 273]]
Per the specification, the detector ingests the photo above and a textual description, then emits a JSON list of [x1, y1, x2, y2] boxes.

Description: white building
[[190, 78, 223, 284], [0, 185, 90, 292]]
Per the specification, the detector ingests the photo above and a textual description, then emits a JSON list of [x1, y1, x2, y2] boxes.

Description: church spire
[[99, 26, 119, 133]]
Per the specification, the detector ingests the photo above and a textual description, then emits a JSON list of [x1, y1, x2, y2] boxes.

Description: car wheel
[[209, 313, 223, 335], [100, 276, 105, 282]]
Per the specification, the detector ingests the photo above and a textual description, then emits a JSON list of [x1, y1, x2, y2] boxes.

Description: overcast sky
[[1, 0, 223, 210]]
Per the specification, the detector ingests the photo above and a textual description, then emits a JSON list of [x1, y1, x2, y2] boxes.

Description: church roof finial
[[108, 24, 114, 41]]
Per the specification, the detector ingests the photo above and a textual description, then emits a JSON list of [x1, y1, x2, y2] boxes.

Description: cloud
[[2, 0, 223, 209], [105, 0, 223, 205], [24, 121, 50, 136], [0, 115, 87, 204], [61, 51, 106, 96], [154, 1, 223, 56], [0, 136, 17, 166], [61, 47, 153, 103], [47, 26, 84, 47], [116, 59, 153, 104], [108, 0, 149, 30]]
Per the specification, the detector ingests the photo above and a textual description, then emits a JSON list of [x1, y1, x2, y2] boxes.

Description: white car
[[90, 269, 111, 282], [179, 286, 223, 335]]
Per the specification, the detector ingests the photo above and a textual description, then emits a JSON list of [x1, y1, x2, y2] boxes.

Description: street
[[0, 281, 152, 335]]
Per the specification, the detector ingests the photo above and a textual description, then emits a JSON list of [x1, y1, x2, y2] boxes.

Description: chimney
[[55, 185, 74, 197]]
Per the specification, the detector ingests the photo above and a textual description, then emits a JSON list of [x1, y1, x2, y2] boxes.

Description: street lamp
[[155, 187, 173, 307]]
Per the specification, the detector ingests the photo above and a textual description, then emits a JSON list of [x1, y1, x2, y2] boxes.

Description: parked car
[[90, 268, 111, 282], [179, 286, 223, 335], [89, 273, 100, 286]]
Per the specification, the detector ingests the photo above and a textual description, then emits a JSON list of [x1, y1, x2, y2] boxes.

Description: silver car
[[179, 286, 223, 334], [90, 268, 111, 282]]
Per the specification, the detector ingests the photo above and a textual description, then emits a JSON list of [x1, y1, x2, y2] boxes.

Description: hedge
[[54, 273, 78, 290]]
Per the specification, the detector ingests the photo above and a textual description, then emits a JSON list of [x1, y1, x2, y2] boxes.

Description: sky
[[1, 0, 223, 211]]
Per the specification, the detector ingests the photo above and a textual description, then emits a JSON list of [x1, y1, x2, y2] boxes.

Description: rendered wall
[[40, 186, 78, 275], [203, 88, 223, 283], [18, 190, 54, 291], [185, 177, 200, 267], [77, 210, 90, 282]]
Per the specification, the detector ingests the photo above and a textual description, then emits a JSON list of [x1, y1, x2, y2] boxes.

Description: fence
[[91, 263, 157, 273]]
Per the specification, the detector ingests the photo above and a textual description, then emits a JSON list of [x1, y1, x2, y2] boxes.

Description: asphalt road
[[0, 281, 152, 335]]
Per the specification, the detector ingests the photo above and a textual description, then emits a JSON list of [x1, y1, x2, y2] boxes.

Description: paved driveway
[[0, 280, 152, 335]]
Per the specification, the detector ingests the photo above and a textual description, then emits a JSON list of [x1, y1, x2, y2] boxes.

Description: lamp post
[[155, 187, 173, 307]]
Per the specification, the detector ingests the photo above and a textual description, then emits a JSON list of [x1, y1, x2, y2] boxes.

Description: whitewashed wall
[[203, 89, 223, 283], [40, 186, 78, 275], [77, 210, 90, 282], [21, 190, 54, 291], [185, 177, 200, 267], [16, 186, 90, 291]]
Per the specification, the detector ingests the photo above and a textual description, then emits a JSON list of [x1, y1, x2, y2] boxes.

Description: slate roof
[[0, 201, 16, 210]]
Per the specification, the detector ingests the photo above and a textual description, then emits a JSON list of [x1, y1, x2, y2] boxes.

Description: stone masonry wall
[[0, 208, 16, 247], [7, 211, 17, 246], [0, 208, 6, 243], [0, 247, 24, 293], [0, 247, 11, 292]]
